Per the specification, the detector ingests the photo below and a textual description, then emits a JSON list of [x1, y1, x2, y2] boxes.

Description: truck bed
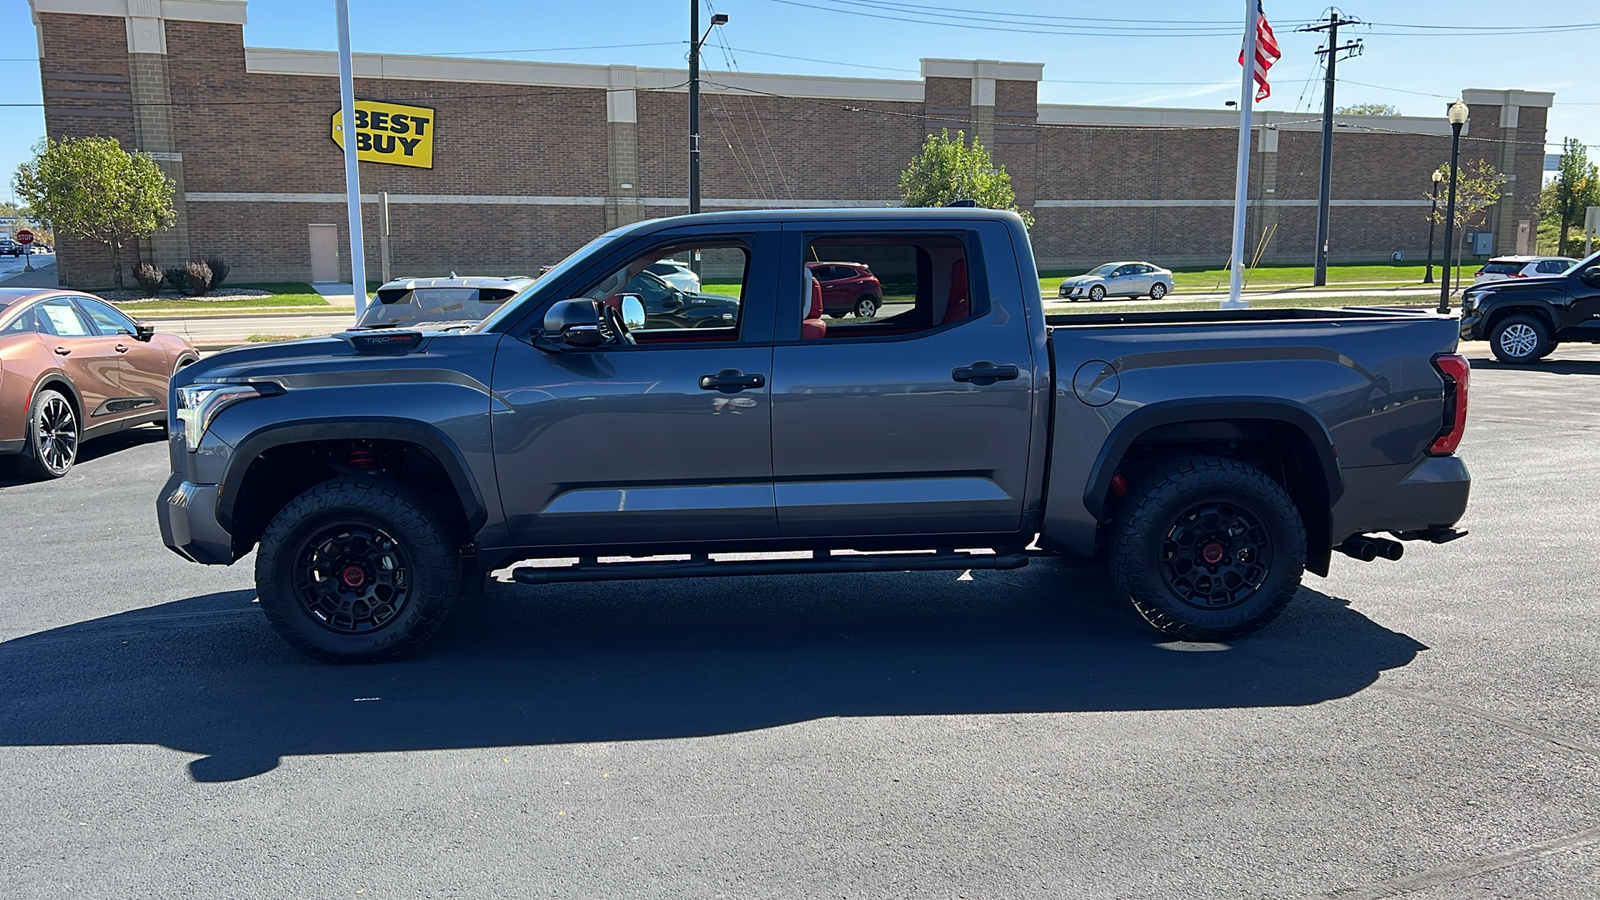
[[1046, 305, 1443, 329], [1038, 304, 1466, 559]]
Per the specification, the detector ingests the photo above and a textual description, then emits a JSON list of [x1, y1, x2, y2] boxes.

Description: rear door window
[[796, 233, 979, 338], [1480, 261, 1523, 275], [37, 298, 93, 337]]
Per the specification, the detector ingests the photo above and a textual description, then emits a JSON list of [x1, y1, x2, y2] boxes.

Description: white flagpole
[[336, 0, 368, 320], [1223, 0, 1261, 310]]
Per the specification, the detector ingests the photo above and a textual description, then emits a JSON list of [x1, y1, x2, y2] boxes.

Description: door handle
[[698, 369, 766, 393], [114, 344, 131, 353], [952, 362, 1020, 385], [54, 346, 71, 356]]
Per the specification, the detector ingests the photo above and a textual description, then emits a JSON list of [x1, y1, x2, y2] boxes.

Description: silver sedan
[[1058, 261, 1174, 301]]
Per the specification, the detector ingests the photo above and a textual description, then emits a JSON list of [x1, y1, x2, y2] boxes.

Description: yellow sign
[[331, 100, 436, 169]]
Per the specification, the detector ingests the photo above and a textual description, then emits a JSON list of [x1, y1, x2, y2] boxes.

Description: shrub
[[163, 264, 189, 295], [132, 263, 164, 297], [185, 260, 214, 296], [204, 256, 231, 289]]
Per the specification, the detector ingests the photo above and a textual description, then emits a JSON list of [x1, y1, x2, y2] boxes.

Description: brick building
[[30, 0, 1554, 287]]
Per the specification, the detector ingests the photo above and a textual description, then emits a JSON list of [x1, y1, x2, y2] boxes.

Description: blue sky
[[3, 0, 1596, 204]]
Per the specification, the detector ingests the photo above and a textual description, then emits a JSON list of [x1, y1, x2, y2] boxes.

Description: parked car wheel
[[20, 388, 79, 479], [854, 295, 879, 318], [1089, 285, 1107, 301], [1488, 315, 1550, 364], [256, 477, 462, 663], [1109, 455, 1305, 641], [1150, 283, 1168, 300]]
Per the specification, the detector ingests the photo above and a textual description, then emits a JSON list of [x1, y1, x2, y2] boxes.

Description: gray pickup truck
[[158, 208, 1471, 662]]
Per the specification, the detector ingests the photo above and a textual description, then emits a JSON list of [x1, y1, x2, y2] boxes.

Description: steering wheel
[[602, 302, 636, 346]]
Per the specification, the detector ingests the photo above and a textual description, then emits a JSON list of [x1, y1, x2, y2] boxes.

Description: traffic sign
[[15, 229, 33, 245]]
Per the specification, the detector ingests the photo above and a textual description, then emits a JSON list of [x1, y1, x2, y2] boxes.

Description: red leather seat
[[802, 270, 827, 339], [943, 257, 970, 324]]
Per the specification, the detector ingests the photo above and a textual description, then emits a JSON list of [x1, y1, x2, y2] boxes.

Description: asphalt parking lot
[[1, 345, 1597, 898]]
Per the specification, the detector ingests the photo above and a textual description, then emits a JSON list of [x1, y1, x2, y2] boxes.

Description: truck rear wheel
[[1109, 455, 1305, 641], [255, 477, 461, 662]]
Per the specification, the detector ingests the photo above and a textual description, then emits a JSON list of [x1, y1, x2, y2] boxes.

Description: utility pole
[[687, 4, 729, 218], [688, 0, 700, 216], [1301, 12, 1361, 286]]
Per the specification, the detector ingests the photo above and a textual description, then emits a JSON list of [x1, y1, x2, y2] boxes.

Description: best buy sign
[[331, 100, 436, 169]]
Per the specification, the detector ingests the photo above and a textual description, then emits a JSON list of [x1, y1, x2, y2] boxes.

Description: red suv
[[806, 261, 883, 318]]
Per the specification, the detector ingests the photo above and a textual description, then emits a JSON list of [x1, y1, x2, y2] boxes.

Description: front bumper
[[156, 472, 235, 565], [1060, 284, 1090, 299], [1331, 455, 1471, 543], [1459, 309, 1487, 342]]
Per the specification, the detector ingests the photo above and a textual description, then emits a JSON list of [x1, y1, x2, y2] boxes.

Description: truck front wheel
[[1109, 456, 1305, 641], [255, 477, 462, 662]]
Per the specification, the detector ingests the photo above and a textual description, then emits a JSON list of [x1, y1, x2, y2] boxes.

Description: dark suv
[[1459, 251, 1600, 363], [806, 261, 883, 318]]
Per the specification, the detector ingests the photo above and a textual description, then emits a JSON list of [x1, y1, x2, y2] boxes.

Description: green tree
[[1550, 137, 1600, 257], [899, 129, 1032, 226], [1430, 159, 1506, 283], [1336, 102, 1398, 116], [12, 137, 175, 288]]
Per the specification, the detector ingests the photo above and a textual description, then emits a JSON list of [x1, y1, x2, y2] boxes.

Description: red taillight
[[1513, 272, 1528, 277], [1474, 269, 1485, 276], [1428, 353, 1470, 456]]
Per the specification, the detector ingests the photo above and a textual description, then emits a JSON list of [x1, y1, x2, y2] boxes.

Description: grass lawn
[[109, 282, 334, 315], [1040, 263, 1444, 295]]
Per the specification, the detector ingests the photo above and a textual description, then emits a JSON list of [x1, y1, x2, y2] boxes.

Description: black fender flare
[[1082, 397, 1343, 520], [1483, 301, 1560, 335], [215, 418, 489, 534]]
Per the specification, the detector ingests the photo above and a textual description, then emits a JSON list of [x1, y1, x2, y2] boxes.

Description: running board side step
[[510, 550, 1029, 585]]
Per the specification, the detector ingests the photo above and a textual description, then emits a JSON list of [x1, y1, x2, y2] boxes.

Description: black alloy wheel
[[1158, 499, 1272, 610], [1109, 455, 1306, 641], [256, 477, 462, 662], [293, 522, 413, 635], [22, 389, 78, 479], [1089, 285, 1107, 301]]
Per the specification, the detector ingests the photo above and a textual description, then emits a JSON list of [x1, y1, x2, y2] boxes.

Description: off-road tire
[[1489, 314, 1550, 364], [256, 477, 461, 663], [1149, 282, 1168, 300], [19, 388, 78, 480], [1089, 285, 1107, 301], [1109, 455, 1306, 641]]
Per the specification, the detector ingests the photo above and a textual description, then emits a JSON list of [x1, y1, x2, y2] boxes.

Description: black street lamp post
[[1438, 99, 1468, 314], [688, 5, 729, 217], [1424, 169, 1442, 284]]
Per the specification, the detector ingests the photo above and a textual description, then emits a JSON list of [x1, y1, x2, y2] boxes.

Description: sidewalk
[[0, 258, 59, 288]]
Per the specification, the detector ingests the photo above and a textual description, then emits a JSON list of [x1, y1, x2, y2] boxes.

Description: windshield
[[359, 286, 526, 329], [1087, 264, 1117, 276], [475, 232, 616, 332]]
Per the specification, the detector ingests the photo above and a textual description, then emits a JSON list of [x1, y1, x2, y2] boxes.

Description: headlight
[[174, 383, 273, 452]]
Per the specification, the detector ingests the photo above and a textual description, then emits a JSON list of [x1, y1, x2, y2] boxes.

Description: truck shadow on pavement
[[1467, 357, 1600, 376], [0, 560, 1426, 782]]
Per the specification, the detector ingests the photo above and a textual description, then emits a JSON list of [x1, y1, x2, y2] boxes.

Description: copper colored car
[[0, 288, 199, 478]]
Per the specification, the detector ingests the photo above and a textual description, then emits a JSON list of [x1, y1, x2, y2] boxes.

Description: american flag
[[1238, 3, 1282, 102]]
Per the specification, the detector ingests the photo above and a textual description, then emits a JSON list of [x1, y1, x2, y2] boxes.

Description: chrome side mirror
[[620, 295, 645, 330]]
